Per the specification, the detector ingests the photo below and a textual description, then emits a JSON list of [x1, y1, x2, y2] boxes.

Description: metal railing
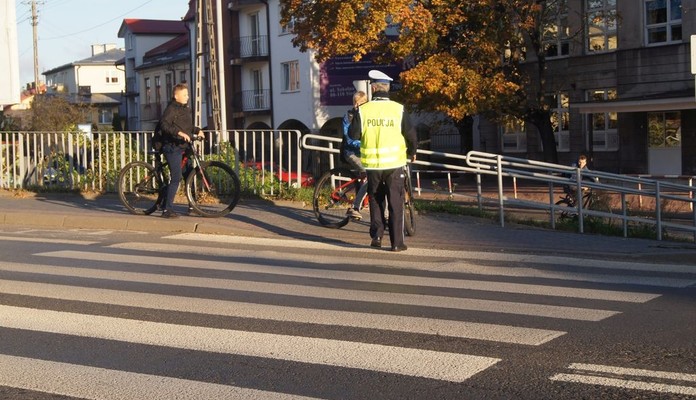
[[301, 133, 696, 242], [1, 130, 305, 196]]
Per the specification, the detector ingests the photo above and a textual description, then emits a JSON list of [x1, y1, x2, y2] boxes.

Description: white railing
[[301, 133, 696, 242], [0, 130, 305, 195]]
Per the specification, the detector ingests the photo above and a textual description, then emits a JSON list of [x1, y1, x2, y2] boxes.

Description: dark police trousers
[[366, 167, 406, 249]]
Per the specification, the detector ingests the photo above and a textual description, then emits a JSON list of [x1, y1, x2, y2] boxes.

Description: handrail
[[301, 133, 696, 242]]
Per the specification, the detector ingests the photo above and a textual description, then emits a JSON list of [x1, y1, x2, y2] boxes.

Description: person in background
[[341, 90, 368, 220], [349, 70, 418, 252], [158, 83, 204, 218]]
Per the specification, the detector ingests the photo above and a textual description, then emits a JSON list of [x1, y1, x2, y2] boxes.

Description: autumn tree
[[29, 94, 88, 132], [281, 0, 571, 162]]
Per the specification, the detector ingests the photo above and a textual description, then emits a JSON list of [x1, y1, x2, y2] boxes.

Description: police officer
[[349, 70, 418, 252]]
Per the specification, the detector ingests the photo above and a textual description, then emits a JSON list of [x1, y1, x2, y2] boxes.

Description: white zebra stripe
[[0, 261, 619, 321], [165, 232, 696, 274], [0, 305, 501, 383], [36, 250, 662, 303], [0, 279, 565, 345], [0, 354, 323, 400]]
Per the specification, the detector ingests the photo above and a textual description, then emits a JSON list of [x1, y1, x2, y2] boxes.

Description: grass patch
[[414, 199, 494, 219]]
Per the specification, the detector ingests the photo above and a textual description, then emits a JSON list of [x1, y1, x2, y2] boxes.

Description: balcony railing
[[235, 90, 270, 112], [140, 102, 165, 121], [229, 35, 269, 60], [126, 77, 137, 94]]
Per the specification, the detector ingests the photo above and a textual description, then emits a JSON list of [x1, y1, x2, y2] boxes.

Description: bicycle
[[117, 138, 241, 218], [312, 164, 416, 236], [554, 186, 595, 221]]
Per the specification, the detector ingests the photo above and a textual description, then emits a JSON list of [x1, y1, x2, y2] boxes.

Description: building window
[[144, 77, 151, 104], [543, 0, 570, 57], [587, 0, 617, 52], [587, 89, 619, 151], [179, 70, 187, 84], [105, 70, 119, 84], [281, 61, 300, 92], [546, 92, 570, 152], [165, 74, 173, 100], [648, 111, 681, 148], [154, 76, 161, 106], [500, 115, 527, 153], [645, 0, 682, 45], [279, 4, 295, 35], [99, 109, 113, 124]]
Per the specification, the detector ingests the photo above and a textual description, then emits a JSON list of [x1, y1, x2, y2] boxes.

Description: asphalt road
[[0, 227, 694, 399], [0, 191, 694, 399]]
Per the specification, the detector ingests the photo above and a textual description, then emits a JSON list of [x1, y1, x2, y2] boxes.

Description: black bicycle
[[554, 186, 595, 221], [313, 164, 416, 236], [117, 139, 241, 217]]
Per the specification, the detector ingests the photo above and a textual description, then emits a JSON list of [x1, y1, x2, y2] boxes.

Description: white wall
[[76, 65, 125, 93], [0, 0, 20, 105], [267, 0, 347, 131]]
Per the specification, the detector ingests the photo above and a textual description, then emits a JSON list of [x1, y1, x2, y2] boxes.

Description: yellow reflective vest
[[359, 100, 407, 169]]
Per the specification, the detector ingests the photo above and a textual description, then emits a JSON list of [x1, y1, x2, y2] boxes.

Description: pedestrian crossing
[[0, 232, 694, 399]]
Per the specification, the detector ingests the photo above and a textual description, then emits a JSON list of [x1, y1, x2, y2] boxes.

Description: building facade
[[118, 19, 189, 131], [124, 1, 696, 176], [41, 44, 125, 129], [478, 0, 696, 175]]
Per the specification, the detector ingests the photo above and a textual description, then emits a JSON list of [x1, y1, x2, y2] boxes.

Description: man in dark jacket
[[158, 83, 203, 218]]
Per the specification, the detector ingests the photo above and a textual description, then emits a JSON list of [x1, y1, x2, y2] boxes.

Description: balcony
[[140, 102, 165, 121], [229, 36, 269, 63], [234, 89, 270, 113], [125, 77, 138, 97]]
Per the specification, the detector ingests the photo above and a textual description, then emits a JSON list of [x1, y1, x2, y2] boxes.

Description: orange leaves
[[282, 0, 551, 123], [399, 53, 521, 121]]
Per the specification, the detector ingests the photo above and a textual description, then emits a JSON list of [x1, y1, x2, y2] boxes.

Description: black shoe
[[370, 238, 382, 248], [161, 210, 179, 219], [391, 245, 408, 252]]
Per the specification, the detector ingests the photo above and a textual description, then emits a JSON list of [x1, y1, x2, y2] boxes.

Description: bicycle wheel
[[118, 161, 162, 215], [186, 161, 241, 217], [403, 169, 416, 236], [313, 167, 357, 228], [555, 197, 576, 221]]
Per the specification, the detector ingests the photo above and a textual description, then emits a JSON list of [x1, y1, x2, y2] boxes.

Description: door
[[647, 111, 682, 175]]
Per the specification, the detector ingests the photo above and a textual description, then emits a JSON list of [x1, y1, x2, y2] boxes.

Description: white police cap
[[368, 70, 393, 83]]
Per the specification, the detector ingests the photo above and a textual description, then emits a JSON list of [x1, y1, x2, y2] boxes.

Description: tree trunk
[[456, 116, 474, 154], [528, 109, 558, 164]]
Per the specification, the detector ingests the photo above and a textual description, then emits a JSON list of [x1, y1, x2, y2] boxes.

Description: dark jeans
[[162, 143, 184, 211], [366, 167, 406, 248]]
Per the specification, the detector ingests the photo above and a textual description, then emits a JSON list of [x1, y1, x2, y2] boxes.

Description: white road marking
[[0, 235, 97, 245], [0, 305, 501, 383], [36, 250, 662, 303], [0, 260, 618, 321], [0, 354, 322, 400], [565, 363, 696, 382], [115, 241, 696, 288], [166, 232, 696, 274], [0, 279, 565, 345], [550, 363, 696, 396]]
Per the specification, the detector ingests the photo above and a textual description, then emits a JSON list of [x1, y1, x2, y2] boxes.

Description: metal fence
[[0, 130, 305, 195], [301, 133, 696, 242]]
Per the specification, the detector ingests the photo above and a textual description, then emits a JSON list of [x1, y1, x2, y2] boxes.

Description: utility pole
[[31, 0, 39, 91], [194, 0, 222, 138]]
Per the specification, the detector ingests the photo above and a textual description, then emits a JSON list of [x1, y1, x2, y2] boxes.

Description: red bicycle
[[312, 164, 416, 236]]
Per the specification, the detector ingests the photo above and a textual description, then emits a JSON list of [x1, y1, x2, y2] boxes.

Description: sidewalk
[[1, 190, 695, 265]]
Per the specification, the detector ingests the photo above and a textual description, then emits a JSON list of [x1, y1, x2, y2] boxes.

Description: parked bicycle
[[313, 164, 416, 236], [117, 138, 241, 217]]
